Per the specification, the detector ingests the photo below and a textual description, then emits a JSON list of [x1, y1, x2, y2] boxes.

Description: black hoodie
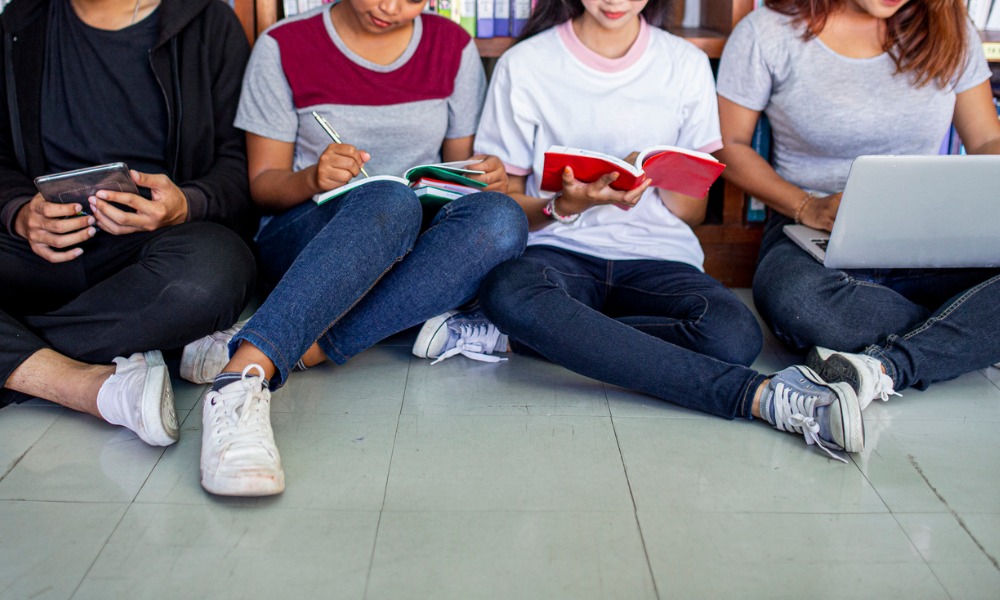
[[0, 0, 257, 240]]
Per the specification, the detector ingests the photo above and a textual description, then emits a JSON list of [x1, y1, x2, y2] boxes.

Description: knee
[[348, 181, 422, 238], [480, 259, 538, 328], [461, 192, 528, 260], [692, 295, 763, 366], [161, 224, 256, 324]]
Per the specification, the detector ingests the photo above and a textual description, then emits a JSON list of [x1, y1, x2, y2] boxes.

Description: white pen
[[311, 111, 370, 178]]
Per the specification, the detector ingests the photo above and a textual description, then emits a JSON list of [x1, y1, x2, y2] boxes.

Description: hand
[[13, 193, 97, 263], [798, 192, 842, 232], [89, 170, 188, 234], [557, 166, 652, 215], [313, 143, 370, 193], [465, 154, 508, 193]]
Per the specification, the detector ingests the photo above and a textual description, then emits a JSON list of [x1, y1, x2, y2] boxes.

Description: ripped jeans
[[752, 216, 1000, 390]]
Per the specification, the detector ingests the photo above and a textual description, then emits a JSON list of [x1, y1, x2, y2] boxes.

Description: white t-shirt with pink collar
[[474, 19, 721, 268]]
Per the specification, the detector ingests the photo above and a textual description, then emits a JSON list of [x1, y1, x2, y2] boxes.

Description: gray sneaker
[[807, 347, 900, 411], [412, 309, 508, 364], [761, 365, 864, 462]]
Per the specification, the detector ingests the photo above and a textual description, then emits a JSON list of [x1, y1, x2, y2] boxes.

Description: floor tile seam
[[67, 500, 133, 600], [0, 410, 64, 483], [607, 393, 662, 600], [0, 498, 131, 507], [363, 354, 412, 600], [900, 453, 1000, 574], [886, 510, 960, 599]]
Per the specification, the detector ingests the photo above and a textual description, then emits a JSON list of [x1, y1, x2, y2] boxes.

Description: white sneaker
[[807, 347, 900, 411], [200, 364, 284, 496], [180, 320, 247, 384], [96, 351, 178, 446], [760, 365, 863, 463], [412, 309, 508, 364]]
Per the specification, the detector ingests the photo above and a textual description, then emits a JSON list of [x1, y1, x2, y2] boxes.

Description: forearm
[[714, 143, 810, 219], [250, 166, 324, 212], [657, 189, 706, 227], [508, 191, 552, 231]]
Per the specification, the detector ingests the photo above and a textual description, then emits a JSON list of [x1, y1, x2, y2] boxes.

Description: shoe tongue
[[815, 404, 832, 442]]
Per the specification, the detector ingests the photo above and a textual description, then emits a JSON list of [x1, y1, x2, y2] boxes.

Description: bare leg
[[5, 349, 115, 419]]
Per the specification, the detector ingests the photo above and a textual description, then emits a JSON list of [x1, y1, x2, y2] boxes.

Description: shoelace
[[210, 365, 275, 456], [431, 323, 508, 365], [772, 382, 848, 464], [873, 370, 901, 403]]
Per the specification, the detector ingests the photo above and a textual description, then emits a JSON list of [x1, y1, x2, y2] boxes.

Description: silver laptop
[[783, 155, 1000, 269]]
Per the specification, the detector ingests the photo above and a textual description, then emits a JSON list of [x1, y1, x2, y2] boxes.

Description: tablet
[[34, 162, 139, 213]]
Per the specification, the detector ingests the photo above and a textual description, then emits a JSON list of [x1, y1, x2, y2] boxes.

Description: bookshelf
[[231, 0, 764, 286]]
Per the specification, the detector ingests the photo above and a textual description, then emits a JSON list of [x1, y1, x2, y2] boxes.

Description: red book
[[540, 145, 726, 198]]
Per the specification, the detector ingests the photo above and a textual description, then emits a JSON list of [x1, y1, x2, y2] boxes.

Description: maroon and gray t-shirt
[[236, 6, 486, 185]]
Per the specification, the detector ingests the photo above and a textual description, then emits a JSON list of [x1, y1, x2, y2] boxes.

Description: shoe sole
[[140, 351, 179, 446], [809, 349, 877, 412], [800, 366, 864, 453], [201, 470, 286, 497], [412, 311, 457, 358]]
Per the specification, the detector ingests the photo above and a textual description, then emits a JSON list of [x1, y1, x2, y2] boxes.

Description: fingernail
[[87, 217, 96, 225], [75, 249, 84, 257], [88, 227, 97, 236]]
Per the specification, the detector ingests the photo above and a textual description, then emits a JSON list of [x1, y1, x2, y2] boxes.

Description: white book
[[968, 0, 993, 28], [987, 0, 1000, 29]]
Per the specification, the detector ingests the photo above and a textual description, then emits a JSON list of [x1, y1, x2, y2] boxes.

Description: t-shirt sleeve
[[474, 56, 535, 175], [445, 40, 487, 140], [675, 50, 722, 153], [954, 18, 992, 94], [234, 35, 298, 143], [716, 16, 773, 112]]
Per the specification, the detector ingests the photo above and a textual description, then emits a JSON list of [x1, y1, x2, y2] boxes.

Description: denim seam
[[899, 274, 1000, 341], [609, 283, 709, 329], [738, 373, 765, 420], [238, 326, 291, 382]]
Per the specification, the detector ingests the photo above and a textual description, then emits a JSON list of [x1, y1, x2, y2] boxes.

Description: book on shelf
[[540, 145, 726, 199], [314, 160, 486, 205], [745, 115, 771, 222], [494, 0, 510, 37], [968, 0, 993, 29], [459, 0, 477, 35], [476, 0, 495, 37], [511, 0, 531, 36]]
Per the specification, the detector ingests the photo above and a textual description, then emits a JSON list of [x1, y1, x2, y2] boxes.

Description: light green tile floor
[[2, 291, 998, 600]]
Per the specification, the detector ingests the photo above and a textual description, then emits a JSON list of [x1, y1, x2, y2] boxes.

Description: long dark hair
[[766, 0, 969, 88], [517, 0, 676, 42]]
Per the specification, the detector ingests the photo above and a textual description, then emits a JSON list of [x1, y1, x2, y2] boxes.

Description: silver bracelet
[[542, 193, 579, 224]]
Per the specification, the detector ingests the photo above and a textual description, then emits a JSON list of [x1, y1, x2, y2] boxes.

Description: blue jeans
[[753, 217, 1000, 390], [233, 181, 527, 388], [479, 246, 766, 419]]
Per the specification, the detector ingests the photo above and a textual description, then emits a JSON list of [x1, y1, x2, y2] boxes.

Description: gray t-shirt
[[717, 8, 991, 194], [236, 7, 486, 183]]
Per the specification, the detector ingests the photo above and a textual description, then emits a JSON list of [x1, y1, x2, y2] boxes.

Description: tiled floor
[[2, 290, 999, 599]]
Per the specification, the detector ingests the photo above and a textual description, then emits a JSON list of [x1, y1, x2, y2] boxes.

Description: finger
[[130, 169, 169, 191], [90, 197, 145, 228], [621, 180, 652, 204], [32, 242, 84, 264], [561, 166, 576, 187], [38, 225, 97, 249], [595, 171, 620, 190], [38, 200, 84, 219], [94, 189, 142, 211], [45, 213, 95, 235]]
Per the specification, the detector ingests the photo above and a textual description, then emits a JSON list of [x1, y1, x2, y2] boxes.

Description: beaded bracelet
[[542, 193, 580, 224], [794, 192, 820, 225]]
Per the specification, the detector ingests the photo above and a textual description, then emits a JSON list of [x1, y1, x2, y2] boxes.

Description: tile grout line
[[606, 384, 662, 600], [362, 354, 411, 599]]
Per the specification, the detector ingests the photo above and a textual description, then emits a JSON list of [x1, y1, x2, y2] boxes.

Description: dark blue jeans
[[479, 245, 766, 419], [753, 218, 1000, 390], [233, 181, 527, 388]]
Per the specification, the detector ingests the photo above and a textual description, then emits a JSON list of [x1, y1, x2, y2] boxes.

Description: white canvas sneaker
[[807, 347, 900, 411], [180, 320, 248, 384], [96, 351, 178, 446], [200, 364, 284, 496], [412, 309, 508, 364]]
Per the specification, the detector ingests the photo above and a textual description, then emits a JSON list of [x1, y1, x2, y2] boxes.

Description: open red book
[[540, 145, 726, 198]]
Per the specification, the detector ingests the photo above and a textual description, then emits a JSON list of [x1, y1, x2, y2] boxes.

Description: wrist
[[794, 192, 820, 225], [542, 192, 579, 224]]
